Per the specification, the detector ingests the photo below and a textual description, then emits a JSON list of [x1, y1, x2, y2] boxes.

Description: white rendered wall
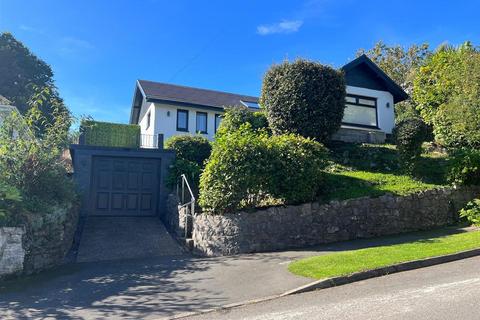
[[138, 101, 223, 141], [346, 86, 395, 134]]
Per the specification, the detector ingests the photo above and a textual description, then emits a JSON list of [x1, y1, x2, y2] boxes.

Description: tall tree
[[413, 42, 480, 148], [0, 32, 70, 132], [357, 41, 431, 122]]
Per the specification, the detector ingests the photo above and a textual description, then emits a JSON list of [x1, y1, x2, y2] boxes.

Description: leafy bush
[[260, 59, 346, 142], [459, 199, 480, 226], [394, 117, 427, 173], [80, 120, 141, 148], [215, 106, 269, 137], [199, 124, 327, 214], [0, 100, 77, 224], [448, 149, 480, 186], [165, 135, 211, 189], [433, 95, 480, 149], [413, 42, 480, 125], [165, 135, 211, 166]]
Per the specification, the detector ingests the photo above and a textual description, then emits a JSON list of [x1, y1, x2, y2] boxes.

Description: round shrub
[[216, 106, 269, 137], [260, 59, 346, 142], [448, 149, 480, 186], [198, 124, 328, 214], [393, 117, 427, 172], [165, 135, 211, 166]]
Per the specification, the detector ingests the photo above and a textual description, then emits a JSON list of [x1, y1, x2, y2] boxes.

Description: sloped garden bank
[[192, 186, 480, 256]]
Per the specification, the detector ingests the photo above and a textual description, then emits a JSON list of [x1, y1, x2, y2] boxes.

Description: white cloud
[[257, 20, 303, 36], [57, 36, 94, 58]]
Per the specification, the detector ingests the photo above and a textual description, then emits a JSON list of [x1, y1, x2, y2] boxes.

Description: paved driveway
[[76, 217, 184, 262]]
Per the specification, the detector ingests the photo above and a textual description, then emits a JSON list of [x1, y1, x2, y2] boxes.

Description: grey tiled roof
[[138, 80, 258, 108]]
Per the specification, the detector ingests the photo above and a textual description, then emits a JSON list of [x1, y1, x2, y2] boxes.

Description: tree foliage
[[0, 32, 70, 132], [413, 42, 480, 124], [260, 59, 346, 142], [412, 42, 480, 148], [215, 106, 269, 137], [0, 93, 77, 225]]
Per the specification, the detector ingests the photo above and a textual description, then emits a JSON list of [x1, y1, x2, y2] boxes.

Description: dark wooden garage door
[[90, 156, 161, 216]]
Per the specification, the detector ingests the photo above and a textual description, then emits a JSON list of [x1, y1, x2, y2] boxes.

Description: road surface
[[185, 256, 480, 320]]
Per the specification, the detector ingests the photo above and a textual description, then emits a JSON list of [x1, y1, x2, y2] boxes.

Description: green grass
[[289, 228, 480, 279], [322, 171, 442, 202], [321, 142, 451, 202]]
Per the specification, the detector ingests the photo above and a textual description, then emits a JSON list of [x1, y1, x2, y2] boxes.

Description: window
[[177, 109, 189, 132], [196, 112, 208, 134], [215, 114, 222, 133], [240, 100, 260, 109], [146, 111, 151, 130], [342, 95, 378, 128]]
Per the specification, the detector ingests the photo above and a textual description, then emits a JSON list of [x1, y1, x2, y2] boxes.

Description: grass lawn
[[321, 142, 450, 202], [289, 228, 480, 279]]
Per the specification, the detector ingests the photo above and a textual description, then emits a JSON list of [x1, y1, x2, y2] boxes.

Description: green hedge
[[260, 59, 346, 142], [199, 124, 328, 214], [80, 120, 141, 148], [165, 135, 212, 189]]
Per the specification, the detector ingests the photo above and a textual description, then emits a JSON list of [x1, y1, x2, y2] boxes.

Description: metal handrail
[[177, 174, 196, 238]]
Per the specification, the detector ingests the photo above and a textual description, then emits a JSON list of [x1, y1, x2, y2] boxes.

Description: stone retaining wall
[[192, 186, 480, 256], [0, 204, 79, 279]]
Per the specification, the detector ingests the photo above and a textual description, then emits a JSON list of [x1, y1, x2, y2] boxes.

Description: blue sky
[[1, 0, 479, 124]]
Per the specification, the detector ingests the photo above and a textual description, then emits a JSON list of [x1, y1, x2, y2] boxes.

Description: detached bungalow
[[129, 55, 408, 145]]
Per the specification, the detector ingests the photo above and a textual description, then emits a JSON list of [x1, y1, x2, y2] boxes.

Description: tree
[[260, 59, 346, 142], [357, 41, 431, 123], [413, 42, 480, 147], [0, 32, 70, 132], [413, 42, 479, 125]]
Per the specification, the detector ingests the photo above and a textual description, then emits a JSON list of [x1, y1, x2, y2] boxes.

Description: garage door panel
[[141, 173, 153, 189], [127, 172, 139, 189], [91, 156, 160, 216], [126, 194, 139, 210], [112, 172, 126, 190], [97, 171, 110, 189], [111, 193, 124, 210], [140, 194, 153, 211], [96, 192, 110, 210]]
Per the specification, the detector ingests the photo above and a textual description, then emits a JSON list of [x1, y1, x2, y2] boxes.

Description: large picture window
[[342, 95, 378, 128], [196, 111, 208, 134], [177, 109, 189, 132]]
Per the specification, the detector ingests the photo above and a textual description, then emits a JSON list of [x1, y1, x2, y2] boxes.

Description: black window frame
[[342, 94, 379, 129], [146, 111, 151, 130], [176, 109, 189, 132], [196, 111, 208, 134], [214, 113, 222, 133]]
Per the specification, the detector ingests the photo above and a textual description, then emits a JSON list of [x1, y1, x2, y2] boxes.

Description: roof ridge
[[138, 79, 258, 101]]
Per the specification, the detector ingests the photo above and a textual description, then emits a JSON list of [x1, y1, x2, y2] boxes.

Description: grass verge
[[289, 228, 480, 279]]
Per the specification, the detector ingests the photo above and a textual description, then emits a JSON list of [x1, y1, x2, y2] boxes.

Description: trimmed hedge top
[[80, 120, 141, 148]]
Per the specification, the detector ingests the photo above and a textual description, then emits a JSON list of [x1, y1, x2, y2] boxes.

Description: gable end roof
[[341, 54, 409, 103]]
